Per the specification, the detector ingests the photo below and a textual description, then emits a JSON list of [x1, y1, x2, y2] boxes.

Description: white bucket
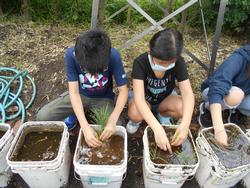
[[242, 172, 250, 188], [243, 129, 250, 188], [143, 125, 199, 188], [246, 129, 250, 138], [7, 121, 71, 188], [73, 125, 127, 188], [0, 123, 13, 187], [143, 156, 193, 188], [195, 123, 250, 188]]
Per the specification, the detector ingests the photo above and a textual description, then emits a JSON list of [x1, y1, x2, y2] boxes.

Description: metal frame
[[91, 0, 228, 75]]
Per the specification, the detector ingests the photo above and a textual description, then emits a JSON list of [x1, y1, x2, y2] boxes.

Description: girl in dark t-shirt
[[126, 29, 195, 153]]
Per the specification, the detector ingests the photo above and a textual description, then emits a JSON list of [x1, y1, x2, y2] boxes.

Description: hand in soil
[[83, 126, 102, 148], [214, 128, 228, 147], [99, 122, 115, 141], [154, 126, 172, 154], [171, 124, 189, 146]]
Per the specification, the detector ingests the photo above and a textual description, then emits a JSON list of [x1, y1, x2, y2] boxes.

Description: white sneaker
[[126, 120, 141, 134]]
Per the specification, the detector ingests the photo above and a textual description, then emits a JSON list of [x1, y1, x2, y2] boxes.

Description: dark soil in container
[[10, 128, 63, 161], [148, 127, 197, 165], [0, 130, 6, 139], [204, 124, 250, 169], [79, 134, 124, 165]]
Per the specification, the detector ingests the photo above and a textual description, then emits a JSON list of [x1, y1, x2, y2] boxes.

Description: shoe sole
[[68, 123, 77, 131]]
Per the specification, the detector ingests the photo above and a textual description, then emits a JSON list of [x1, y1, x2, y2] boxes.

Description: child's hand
[[83, 126, 102, 148], [214, 128, 228, 147], [153, 126, 172, 154], [100, 122, 116, 141], [171, 124, 189, 146]]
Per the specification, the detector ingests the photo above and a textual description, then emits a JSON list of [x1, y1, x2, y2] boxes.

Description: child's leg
[[223, 86, 245, 109], [238, 95, 250, 116], [36, 92, 74, 121], [199, 86, 244, 127], [126, 91, 151, 134], [127, 91, 150, 122], [128, 101, 144, 123], [202, 86, 244, 110], [158, 94, 183, 118]]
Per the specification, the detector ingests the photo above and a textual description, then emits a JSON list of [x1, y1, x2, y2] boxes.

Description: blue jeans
[[202, 87, 250, 116]]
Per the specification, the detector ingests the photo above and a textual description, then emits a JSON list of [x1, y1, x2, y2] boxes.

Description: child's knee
[[128, 106, 143, 122], [175, 100, 183, 118], [224, 86, 244, 107]]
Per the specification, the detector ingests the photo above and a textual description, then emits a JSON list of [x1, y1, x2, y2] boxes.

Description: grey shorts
[[36, 91, 114, 121], [128, 89, 178, 114]]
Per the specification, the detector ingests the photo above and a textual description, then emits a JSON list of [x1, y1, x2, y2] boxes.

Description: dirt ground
[[1, 21, 249, 188]]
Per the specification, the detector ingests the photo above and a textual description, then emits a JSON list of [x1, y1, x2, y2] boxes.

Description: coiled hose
[[0, 67, 36, 124]]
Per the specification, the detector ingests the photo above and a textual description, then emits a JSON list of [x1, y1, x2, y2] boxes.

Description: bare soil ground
[[1, 21, 249, 188]]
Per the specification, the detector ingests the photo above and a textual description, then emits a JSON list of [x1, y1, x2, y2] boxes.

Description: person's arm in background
[[68, 81, 102, 147], [208, 52, 244, 146], [210, 103, 228, 146], [171, 79, 194, 146], [133, 79, 172, 153], [100, 84, 128, 140]]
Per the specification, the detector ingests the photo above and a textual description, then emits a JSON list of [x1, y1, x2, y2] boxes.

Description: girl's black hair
[[149, 28, 183, 60]]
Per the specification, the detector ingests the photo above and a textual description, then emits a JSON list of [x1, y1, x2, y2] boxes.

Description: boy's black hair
[[74, 30, 111, 74], [149, 28, 183, 61]]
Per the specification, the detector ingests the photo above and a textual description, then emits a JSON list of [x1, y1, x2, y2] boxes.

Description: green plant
[[91, 105, 110, 136], [149, 142, 168, 163], [174, 150, 194, 165], [227, 127, 239, 144], [149, 143, 159, 160], [188, 0, 250, 33]]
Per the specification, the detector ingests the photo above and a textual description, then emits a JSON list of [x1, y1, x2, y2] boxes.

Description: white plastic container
[[73, 125, 127, 188], [0, 123, 13, 187], [195, 123, 250, 188], [245, 129, 250, 138], [243, 129, 250, 188], [143, 125, 199, 188], [243, 172, 250, 188], [7, 121, 71, 188]]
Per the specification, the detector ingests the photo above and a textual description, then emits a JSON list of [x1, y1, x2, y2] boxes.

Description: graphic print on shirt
[[145, 74, 172, 103], [79, 72, 108, 91]]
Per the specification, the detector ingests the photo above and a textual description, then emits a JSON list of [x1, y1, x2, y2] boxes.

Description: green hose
[[0, 67, 36, 124]]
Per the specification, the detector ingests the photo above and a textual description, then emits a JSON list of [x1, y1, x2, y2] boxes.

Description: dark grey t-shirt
[[132, 52, 188, 105]]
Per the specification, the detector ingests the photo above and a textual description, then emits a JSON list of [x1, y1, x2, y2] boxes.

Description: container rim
[[7, 121, 68, 168], [0, 123, 12, 149], [143, 125, 200, 170], [197, 123, 250, 172], [73, 124, 128, 171]]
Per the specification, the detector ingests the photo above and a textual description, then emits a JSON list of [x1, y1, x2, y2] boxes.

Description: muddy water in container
[[203, 125, 250, 168], [10, 126, 63, 161], [148, 127, 197, 165], [79, 135, 124, 165]]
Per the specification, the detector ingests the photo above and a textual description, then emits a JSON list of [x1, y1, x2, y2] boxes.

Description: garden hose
[[0, 67, 36, 124]]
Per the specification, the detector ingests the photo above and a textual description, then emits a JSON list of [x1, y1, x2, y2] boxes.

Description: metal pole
[[91, 0, 100, 29], [209, 0, 227, 75], [127, 0, 163, 30], [106, 5, 130, 21], [120, 0, 198, 49], [199, 0, 211, 61]]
